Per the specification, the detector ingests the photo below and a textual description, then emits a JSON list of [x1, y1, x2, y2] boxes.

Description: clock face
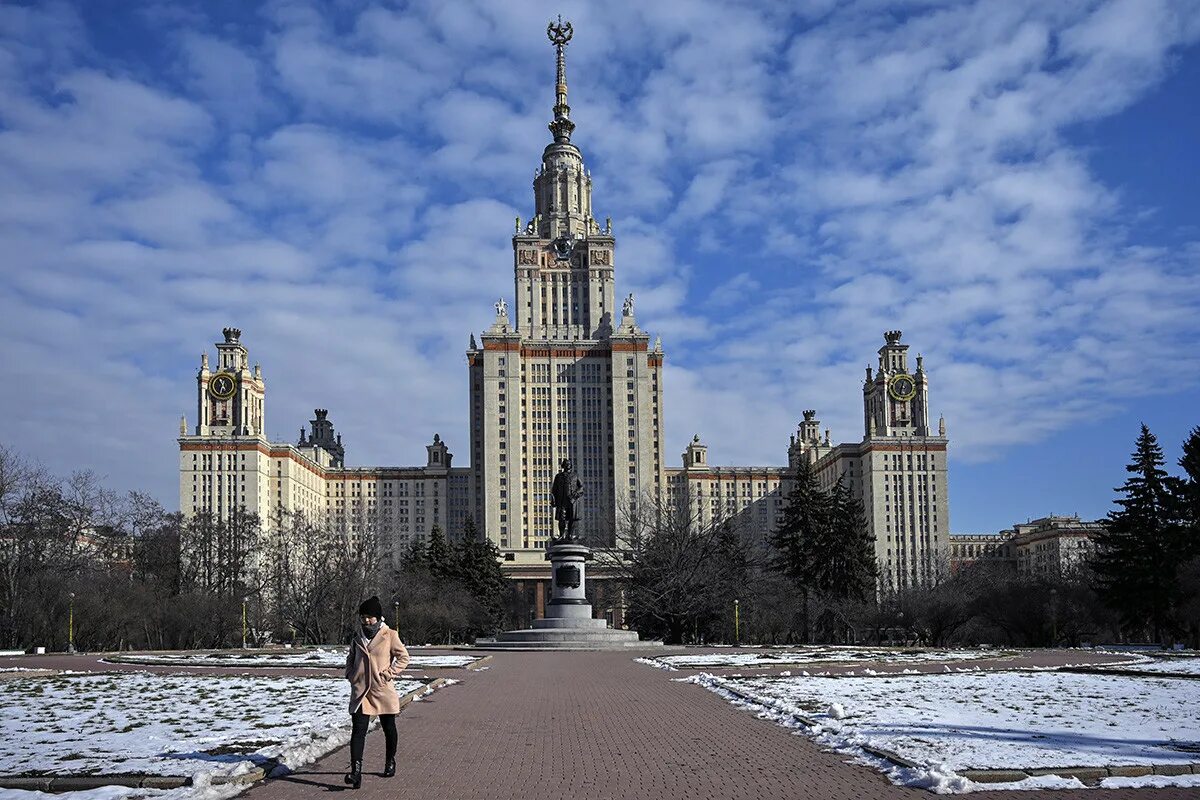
[[888, 374, 916, 401], [209, 372, 236, 400]]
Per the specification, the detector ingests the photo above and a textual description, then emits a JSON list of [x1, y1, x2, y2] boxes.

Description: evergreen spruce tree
[[771, 459, 830, 641], [1092, 424, 1178, 643], [1173, 426, 1200, 557], [425, 524, 452, 581], [402, 537, 427, 571], [823, 477, 878, 601], [1173, 427, 1200, 648], [457, 517, 507, 630]]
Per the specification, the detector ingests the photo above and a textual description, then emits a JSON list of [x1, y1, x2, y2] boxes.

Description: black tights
[[349, 712, 397, 764]]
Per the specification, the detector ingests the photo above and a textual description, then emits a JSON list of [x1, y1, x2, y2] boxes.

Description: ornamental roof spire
[[547, 15, 575, 143]]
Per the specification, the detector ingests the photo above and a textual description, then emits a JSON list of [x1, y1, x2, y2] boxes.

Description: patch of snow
[[1095, 656, 1200, 675], [633, 657, 677, 671], [0, 672, 424, 779], [647, 647, 1006, 670], [686, 670, 1200, 790]]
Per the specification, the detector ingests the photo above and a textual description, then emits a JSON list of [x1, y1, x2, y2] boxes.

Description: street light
[[242, 596, 249, 649], [67, 592, 76, 654], [733, 599, 740, 646], [393, 601, 400, 635]]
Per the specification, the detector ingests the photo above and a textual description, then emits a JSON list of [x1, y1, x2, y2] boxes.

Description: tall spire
[[547, 15, 575, 143]]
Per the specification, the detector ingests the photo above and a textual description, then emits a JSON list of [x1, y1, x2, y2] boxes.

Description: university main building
[[179, 22, 950, 591]]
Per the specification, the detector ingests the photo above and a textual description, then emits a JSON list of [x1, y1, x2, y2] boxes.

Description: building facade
[[177, 22, 952, 592], [666, 331, 951, 591], [949, 515, 1101, 578], [178, 328, 467, 567]]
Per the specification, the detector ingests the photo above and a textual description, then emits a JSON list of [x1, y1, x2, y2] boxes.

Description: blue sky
[[1, 0, 1198, 532]]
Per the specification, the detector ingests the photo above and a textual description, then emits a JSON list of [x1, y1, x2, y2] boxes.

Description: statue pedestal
[[480, 539, 658, 650], [540, 541, 604, 628]]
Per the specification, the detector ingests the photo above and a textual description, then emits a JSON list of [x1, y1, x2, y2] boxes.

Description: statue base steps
[[476, 625, 655, 650]]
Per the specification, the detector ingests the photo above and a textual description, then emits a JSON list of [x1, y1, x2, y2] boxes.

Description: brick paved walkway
[[242, 649, 1198, 800]]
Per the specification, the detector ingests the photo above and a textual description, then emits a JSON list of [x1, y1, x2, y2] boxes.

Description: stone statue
[[495, 298, 508, 318], [622, 293, 634, 319], [550, 458, 584, 540]]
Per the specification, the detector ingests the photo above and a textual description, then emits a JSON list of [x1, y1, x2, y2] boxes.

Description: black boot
[[384, 758, 396, 778], [344, 759, 362, 789]]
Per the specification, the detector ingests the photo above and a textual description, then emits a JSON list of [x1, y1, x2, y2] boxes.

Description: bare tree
[[598, 491, 753, 644]]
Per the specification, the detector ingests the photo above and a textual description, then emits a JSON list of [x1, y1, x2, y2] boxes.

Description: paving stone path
[[241, 648, 1198, 800]]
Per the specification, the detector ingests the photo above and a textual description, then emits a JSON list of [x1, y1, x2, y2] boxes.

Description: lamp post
[[393, 601, 400, 635], [67, 592, 76, 653], [733, 599, 740, 646], [242, 596, 249, 649]]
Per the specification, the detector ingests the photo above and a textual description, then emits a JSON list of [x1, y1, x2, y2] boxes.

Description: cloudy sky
[[2, 0, 1198, 532]]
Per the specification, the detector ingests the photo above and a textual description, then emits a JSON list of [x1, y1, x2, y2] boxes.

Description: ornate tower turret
[[863, 330, 930, 438], [533, 16, 593, 241], [194, 327, 265, 437], [510, 16, 615, 341], [302, 408, 345, 467]]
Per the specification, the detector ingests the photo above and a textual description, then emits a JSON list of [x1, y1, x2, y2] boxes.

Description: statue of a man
[[550, 458, 584, 540]]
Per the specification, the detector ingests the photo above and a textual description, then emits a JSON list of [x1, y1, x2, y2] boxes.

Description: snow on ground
[[0, 672, 424, 778], [105, 649, 478, 669], [1095, 655, 1200, 675], [689, 670, 1200, 777], [643, 647, 1010, 670]]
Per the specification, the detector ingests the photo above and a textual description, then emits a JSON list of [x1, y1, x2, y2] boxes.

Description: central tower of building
[[467, 18, 666, 555]]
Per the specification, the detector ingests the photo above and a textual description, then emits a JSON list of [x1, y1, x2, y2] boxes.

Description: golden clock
[[888, 373, 917, 401], [208, 372, 237, 400]]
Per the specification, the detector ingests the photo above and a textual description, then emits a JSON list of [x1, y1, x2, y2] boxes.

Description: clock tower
[[863, 329, 930, 438], [195, 327, 265, 438]]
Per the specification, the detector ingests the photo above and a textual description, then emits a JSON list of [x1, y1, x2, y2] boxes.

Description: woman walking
[[344, 595, 410, 789]]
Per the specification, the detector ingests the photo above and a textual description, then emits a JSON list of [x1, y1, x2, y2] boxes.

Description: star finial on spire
[[547, 16, 575, 143]]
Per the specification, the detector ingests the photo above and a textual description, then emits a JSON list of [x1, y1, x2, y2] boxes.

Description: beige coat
[[344, 623, 410, 715]]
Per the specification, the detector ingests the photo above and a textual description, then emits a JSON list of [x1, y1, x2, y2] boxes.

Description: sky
[[1, 0, 1198, 533]]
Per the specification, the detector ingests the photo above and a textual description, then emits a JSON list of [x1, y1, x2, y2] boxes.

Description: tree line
[[3, 422, 1197, 651], [606, 424, 1200, 648], [0, 444, 507, 651]]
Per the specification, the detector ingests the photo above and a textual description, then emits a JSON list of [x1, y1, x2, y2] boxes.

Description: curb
[[0, 769, 265, 792], [463, 655, 493, 671], [0, 669, 60, 683], [101, 655, 490, 671], [959, 763, 1200, 784]]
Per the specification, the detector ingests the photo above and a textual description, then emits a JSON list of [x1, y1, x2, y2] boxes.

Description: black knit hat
[[358, 596, 384, 618]]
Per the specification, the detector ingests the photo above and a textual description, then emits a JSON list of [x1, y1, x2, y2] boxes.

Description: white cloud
[[0, 0, 1198, 515]]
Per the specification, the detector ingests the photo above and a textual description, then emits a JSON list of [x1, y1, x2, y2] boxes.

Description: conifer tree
[[425, 524, 452, 580], [822, 477, 878, 601], [771, 459, 829, 641], [402, 537, 427, 570], [1173, 426, 1200, 556], [1092, 424, 1179, 643], [456, 517, 507, 629]]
